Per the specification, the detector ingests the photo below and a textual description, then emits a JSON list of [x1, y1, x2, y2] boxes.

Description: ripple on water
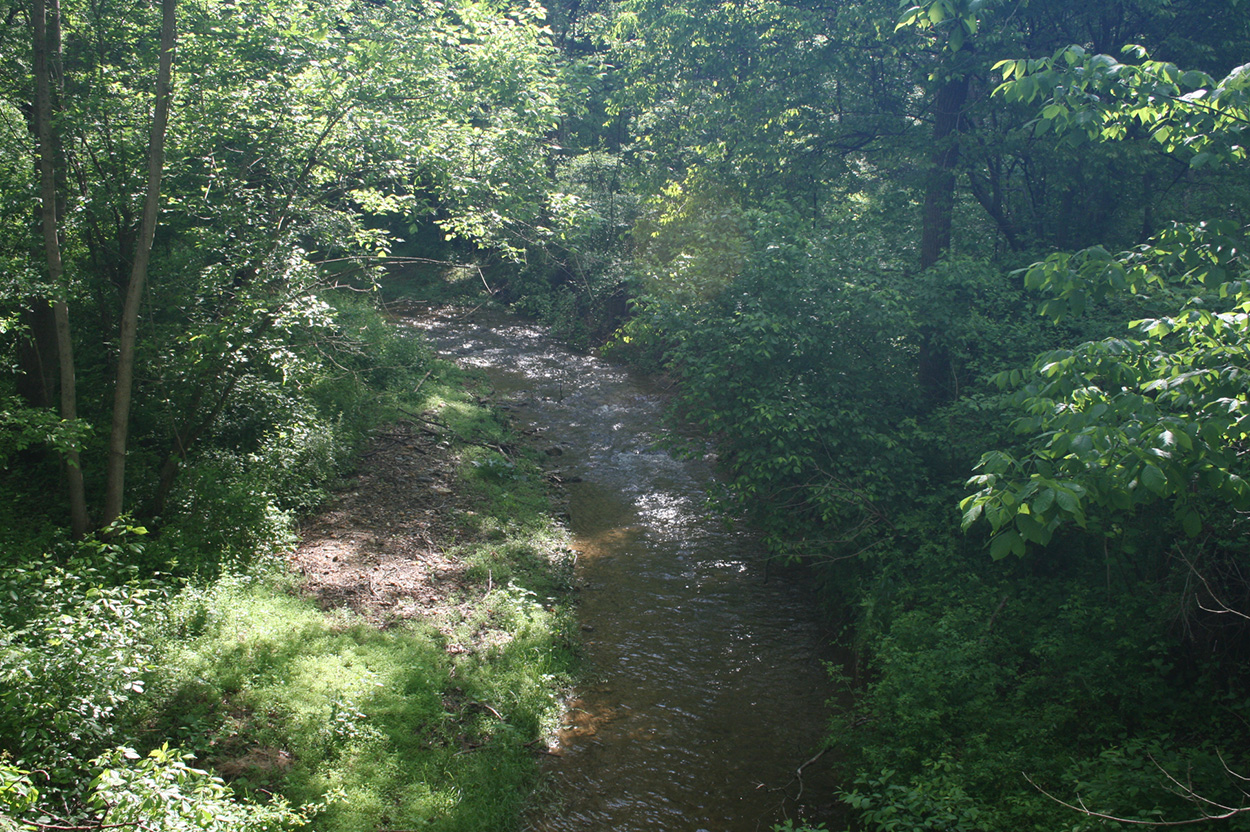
[[415, 308, 845, 832]]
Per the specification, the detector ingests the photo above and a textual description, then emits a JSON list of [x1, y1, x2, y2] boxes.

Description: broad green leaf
[[1181, 509, 1203, 537], [1140, 463, 1168, 496], [1053, 488, 1079, 514], [989, 529, 1022, 560]]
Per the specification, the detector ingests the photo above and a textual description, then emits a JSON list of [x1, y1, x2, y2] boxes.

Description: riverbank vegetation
[[504, 0, 1250, 828], [1, 295, 577, 830], [4, 0, 1250, 828], [1, 0, 576, 825]]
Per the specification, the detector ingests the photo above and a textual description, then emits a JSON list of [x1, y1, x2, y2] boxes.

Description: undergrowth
[[0, 296, 576, 831]]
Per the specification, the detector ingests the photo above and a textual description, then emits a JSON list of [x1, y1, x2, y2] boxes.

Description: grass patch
[[145, 581, 539, 830], [136, 366, 576, 831]]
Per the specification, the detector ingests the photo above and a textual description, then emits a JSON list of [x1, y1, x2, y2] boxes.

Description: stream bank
[[141, 347, 579, 832]]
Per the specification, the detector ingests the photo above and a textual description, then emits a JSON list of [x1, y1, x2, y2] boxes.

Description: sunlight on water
[[412, 307, 845, 832]]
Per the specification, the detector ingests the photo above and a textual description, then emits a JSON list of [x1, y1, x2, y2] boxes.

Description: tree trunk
[[102, 0, 177, 525], [15, 302, 58, 409], [920, 75, 969, 270], [918, 74, 969, 404], [33, 0, 90, 537]]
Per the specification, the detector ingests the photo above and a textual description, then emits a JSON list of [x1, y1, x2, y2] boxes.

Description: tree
[[3, 0, 565, 531], [30, 0, 89, 536], [890, 0, 1239, 400], [896, 0, 981, 401], [961, 47, 1250, 558], [896, 0, 981, 270], [103, 0, 176, 526]]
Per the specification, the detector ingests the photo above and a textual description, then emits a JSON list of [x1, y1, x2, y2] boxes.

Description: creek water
[[410, 307, 841, 832]]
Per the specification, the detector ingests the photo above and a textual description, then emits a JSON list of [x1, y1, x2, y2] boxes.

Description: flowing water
[[410, 307, 842, 832]]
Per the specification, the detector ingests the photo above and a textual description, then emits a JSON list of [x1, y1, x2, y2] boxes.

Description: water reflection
[[409, 307, 841, 832]]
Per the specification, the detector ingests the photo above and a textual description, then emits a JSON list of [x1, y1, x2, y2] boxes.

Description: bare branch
[[1024, 769, 1250, 827], [1177, 549, 1250, 621]]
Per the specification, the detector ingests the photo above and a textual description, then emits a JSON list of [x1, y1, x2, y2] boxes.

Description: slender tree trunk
[[33, 0, 90, 537], [15, 303, 58, 409], [102, 0, 176, 525], [918, 74, 969, 404]]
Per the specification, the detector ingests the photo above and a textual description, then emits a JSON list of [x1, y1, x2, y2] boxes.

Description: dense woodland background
[[3, 0, 1250, 828]]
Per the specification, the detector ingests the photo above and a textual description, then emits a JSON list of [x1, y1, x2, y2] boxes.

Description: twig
[[468, 701, 505, 721], [767, 747, 829, 802], [1222, 750, 1250, 783], [1180, 550, 1250, 621], [412, 369, 434, 397], [1024, 772, 1250, 826], [398, 407, 448, 429], [979, 594, 1010, 644], [450, 300, 492, 320], [792, 747, 828, 802]]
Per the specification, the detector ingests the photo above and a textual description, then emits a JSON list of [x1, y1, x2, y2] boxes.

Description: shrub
[[0, 528, 165, 796], [90, 745, 327, 831]]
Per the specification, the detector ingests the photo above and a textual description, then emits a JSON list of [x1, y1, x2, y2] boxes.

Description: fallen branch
[[398, 407, 448, 430], [765, 747, 830, 802], [413, 369, 434, 397]]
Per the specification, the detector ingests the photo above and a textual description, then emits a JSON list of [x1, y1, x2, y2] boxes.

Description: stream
[[410, 307, 842, 832]]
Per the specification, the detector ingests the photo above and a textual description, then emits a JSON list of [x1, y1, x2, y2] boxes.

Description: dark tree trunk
[[15, 302, 58, 409], [33, 0, 90, 537], [918, 74, 970, 405], [920, 75, 969, 269]]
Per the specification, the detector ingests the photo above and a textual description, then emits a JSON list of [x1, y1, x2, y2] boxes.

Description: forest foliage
[[519, 0, 1250, 828], [1, 0, 574, 827], [4, 0, 1250, 828]]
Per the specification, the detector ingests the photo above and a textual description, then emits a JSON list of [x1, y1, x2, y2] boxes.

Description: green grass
[[147, 581, 544, 830], [137, 369, 578, 831]]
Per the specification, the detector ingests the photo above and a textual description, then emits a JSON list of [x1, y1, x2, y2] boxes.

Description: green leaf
[[961, 500, 985, 529], [1179, 69, 1211, 88], [1016, 512, 1047, 544], [948, 25, 964, 51], [989, 529, 1022, 560], [1140, 463, 1168, 496], [1041, 103, 1067, 120]]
